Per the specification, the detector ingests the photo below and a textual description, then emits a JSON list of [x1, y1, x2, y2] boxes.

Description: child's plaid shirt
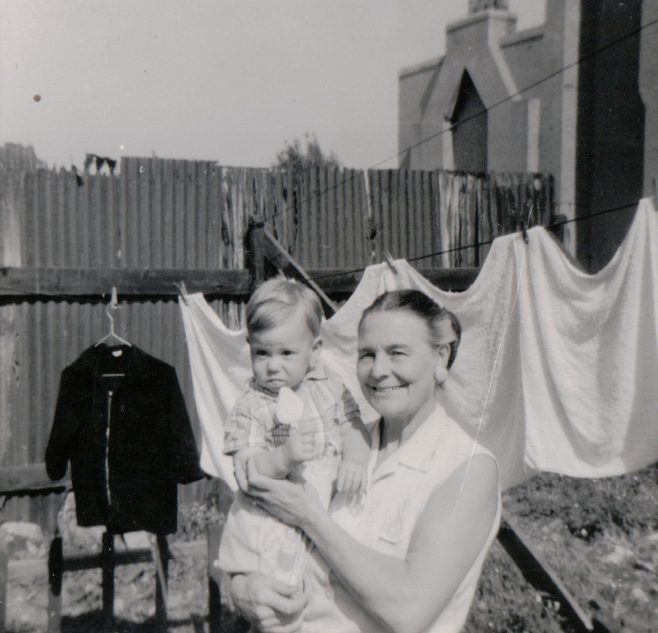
[[224, 364, 362, 459]]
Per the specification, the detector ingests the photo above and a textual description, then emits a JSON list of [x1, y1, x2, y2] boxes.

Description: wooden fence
[[0, 154, 554, 532]]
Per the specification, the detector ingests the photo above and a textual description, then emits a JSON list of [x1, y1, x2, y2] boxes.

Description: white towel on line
[[179, 198, 658, 490]]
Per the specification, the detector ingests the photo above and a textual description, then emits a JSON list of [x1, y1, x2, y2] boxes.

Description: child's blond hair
[[246, 277, 323, 338]]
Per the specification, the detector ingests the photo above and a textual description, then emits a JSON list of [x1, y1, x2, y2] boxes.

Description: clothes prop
[[180, 198, 658, 490], [45, 344, 203, 534]]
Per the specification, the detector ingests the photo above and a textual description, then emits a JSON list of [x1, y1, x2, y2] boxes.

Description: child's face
[[249, 308, 321, 394]]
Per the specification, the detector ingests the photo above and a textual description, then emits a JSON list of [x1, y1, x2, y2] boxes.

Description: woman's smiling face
[[357, 309, 442, 425]]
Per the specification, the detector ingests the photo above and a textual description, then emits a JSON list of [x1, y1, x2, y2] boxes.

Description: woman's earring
[[434, 365, 448, 385]]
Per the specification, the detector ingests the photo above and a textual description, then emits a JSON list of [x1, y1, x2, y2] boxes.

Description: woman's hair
[[359, 289, 462, 368], [246, 276, 323, 338]]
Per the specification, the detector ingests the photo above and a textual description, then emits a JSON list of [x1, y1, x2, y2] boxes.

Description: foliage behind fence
[[0, 154, 553, 530]]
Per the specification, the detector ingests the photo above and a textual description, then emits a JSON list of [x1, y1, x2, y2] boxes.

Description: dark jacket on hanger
[[45, 344, 203, 534]]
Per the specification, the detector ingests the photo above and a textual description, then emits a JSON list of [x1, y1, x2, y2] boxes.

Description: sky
[[0, 0, 545, 170]]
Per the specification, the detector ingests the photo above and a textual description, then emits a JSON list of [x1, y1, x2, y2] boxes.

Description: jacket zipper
[[105, 390, 113, 506]]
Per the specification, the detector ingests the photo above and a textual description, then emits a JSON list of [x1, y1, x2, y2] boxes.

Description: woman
[[230, 289, 501, 633]]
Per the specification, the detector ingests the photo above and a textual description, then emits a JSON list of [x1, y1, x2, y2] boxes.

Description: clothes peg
[[521, 221, 529, 244], [383, 251, 398, 274], [110, 286, 119, 310], [174, 281, 189, 306]]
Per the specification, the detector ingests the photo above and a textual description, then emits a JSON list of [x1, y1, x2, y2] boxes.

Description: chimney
[[468, 0, 509, 14]]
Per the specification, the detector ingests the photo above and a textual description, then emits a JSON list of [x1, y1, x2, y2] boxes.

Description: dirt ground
[[5, 539, 210, 633]]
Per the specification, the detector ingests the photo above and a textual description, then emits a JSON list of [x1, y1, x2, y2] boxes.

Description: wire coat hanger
[[96, 287, 132, 347]]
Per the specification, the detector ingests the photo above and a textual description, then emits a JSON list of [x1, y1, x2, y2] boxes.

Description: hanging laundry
[[45, 344, 204, 534], [179, 198, 658, 490], [179, 298, 252, 489], [517, 197, 658, 476]]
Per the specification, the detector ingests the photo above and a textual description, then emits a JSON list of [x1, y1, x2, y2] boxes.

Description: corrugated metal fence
[[0, 156, 553, 530]]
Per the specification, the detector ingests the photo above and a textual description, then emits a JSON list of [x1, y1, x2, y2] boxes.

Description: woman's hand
[[231, 573, 307, 633], [245, 459, 324, 530]]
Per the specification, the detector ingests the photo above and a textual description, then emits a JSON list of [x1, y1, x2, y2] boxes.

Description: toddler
[[218, 277, 370, 588]]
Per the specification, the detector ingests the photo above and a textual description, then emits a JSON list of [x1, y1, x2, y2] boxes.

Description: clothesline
[[179, 198, 658, 492]]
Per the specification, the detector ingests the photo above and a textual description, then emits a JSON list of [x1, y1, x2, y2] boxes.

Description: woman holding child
[[227, 285, 501, 633]]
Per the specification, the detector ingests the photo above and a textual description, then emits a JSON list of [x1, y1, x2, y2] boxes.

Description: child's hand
[[337, 460, 367, 496], [284, 427, 316, 465]]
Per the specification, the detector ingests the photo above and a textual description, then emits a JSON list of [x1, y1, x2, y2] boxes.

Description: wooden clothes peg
[[174, 281, 189, 305], [383, 251, 398, 274], [110, 286, 119, 310], [521, 221, 529, 244]]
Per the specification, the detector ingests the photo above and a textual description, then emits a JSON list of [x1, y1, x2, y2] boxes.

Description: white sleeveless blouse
[[301, 403, 501, 633]]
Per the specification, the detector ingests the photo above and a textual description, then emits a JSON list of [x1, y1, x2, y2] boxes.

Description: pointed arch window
[[448, 71, 488, 173]]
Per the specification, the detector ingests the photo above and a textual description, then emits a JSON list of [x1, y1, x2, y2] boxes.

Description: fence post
[[247, 216, 266, 292], [0, 166, 24, 467], [101, 532, 114, 632], [47, 533, 63, 633], [154, 534, 169, 632]]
